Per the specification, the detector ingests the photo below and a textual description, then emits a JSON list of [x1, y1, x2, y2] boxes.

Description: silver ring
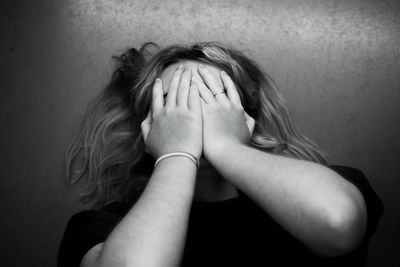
[[213, 90, 225, 97]]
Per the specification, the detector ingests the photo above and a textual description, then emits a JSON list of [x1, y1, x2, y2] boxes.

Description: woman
[[58, 42, 383, 267]]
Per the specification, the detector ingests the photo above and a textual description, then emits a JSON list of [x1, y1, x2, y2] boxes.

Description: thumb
[[244, 111, 255, 136], [140, 110, 152, 153]]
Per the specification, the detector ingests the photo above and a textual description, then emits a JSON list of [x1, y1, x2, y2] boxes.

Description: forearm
[[208, 143, 367, 256], [96, 157, 197, 267]]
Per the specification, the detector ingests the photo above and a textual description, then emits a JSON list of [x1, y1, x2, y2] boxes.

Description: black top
[[57, 165, 383, 267]]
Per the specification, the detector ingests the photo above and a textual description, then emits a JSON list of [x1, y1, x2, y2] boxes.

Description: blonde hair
[[65, 42, 329, 209]]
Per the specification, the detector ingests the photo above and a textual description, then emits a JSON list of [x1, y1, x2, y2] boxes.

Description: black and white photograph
[[1, 0, 399, 266]]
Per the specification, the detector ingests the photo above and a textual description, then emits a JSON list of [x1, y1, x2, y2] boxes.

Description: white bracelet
[[154, 152, 199, 169]]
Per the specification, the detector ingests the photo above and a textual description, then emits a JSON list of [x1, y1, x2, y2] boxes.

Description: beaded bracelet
[[154, 152, 200, 169]]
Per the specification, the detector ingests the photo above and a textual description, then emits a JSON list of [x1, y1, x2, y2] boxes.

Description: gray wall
[[1, 0, 399, 266]]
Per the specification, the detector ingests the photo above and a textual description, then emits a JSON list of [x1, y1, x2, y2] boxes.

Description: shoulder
[[328, 165, 367, 181], [327, 165, 379, 198], [68, 202, 126, 224], [57, 201, 129, 267], [328, 164, 384, 236], [65, 201, 130, 235]]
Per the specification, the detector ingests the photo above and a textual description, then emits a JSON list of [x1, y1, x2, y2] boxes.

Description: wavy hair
[[65, 42, 329, 210]]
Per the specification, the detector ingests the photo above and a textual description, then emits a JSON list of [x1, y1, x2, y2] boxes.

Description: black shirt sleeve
[[328, 165, 384, 239], [57, 202, 127, 267]]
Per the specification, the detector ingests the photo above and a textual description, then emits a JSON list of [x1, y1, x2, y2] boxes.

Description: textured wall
[[1, 0, 399, 266]]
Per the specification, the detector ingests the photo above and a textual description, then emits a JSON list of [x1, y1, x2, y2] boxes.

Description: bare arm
[[196, 65, 367, 257], [82, 65, 203, 267], [207, 143, 367, 257], [81, 157, 197, 267]]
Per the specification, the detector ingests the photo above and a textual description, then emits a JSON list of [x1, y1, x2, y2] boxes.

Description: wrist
[[205, 142, 245, 164], [155, 152, 199, 170]]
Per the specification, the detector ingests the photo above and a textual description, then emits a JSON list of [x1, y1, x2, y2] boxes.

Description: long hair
[[65, 42, 329, 210]]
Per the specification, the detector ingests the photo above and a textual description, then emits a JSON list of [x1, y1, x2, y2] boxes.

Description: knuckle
[[188, 111, 199, 119], [164, 107, 173, 114], [207, 102, 218, 111], [176, 106, 187, 113]]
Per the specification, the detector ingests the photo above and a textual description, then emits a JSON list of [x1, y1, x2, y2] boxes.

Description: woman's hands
[[141, 65, 203, 159], [141, 63, 255, 161], [195, 65, 255, 159]]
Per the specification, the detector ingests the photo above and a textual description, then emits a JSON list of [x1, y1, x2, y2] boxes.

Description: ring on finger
[[213, 90, 225, 97]]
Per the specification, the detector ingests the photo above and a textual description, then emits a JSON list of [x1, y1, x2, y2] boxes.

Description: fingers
[[220, 71, 242, 106], [245, 111, 256, 136], [141, 110, 152, 153], [192, 75, 215, 104], [198, 65, 230, 105], [141, 110, 151, 140], [152, 78, 164, 116], [177, 67, 192, 108], [188, 83, 201, 113], [197, 64, 220, 94], [165, 65, 184, 108]]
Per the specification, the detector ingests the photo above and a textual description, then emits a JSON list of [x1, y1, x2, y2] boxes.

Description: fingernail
[[221, 71, 226, 76], [155, 78, 161, 83], [199, 64, 204, 70], [178, 64, 184, 70]]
